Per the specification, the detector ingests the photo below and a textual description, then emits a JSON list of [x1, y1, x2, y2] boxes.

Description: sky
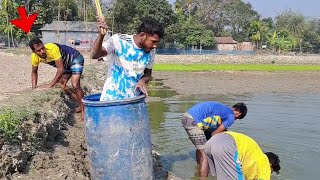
[[168, 0, 320, 19]]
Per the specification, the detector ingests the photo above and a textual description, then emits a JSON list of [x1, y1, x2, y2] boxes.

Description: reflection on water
[[148, 89, 178, 98], [147, 93, 320, 180], [147, 78, 178, 99]]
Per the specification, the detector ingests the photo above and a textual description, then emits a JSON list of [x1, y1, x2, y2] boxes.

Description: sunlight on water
[[147, 93, 320, 180]]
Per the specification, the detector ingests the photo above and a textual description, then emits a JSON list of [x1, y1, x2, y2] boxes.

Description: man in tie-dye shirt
[[182, 101, 247, 177], [91, 18, 164, 101]]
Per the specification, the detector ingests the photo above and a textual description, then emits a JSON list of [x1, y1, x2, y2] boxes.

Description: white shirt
[[100, 34, 154, 101]]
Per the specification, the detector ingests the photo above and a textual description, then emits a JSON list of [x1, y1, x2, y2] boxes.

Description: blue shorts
[[64, 54, 84, 74]]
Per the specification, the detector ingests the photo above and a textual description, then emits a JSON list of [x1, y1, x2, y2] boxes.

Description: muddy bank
[[1, 49, 320, 180], [0, 64, 170, 180], [152, 71, 320, 96], [0, 89, 90, 179]]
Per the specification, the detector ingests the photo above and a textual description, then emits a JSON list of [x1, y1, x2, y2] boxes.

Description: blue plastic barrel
[[82, 94, 154, 180]]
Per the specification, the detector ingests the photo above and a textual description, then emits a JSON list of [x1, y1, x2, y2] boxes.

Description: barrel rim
[[82, 93, 146, 106]]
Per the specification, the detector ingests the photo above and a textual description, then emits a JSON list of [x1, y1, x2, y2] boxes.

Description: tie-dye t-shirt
[[100, 34, 154, 101]]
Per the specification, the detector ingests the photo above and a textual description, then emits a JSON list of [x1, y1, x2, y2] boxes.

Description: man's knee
[[60, 84, 68, 91]]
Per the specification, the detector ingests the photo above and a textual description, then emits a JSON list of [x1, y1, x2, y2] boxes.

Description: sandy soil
[[0, 50, 94, 102], [153, 71, 320, 95], [1, 49, 320, 180], [1, 50, 320, 102]]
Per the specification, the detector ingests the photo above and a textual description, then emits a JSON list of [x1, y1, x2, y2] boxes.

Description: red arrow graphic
[[10, 6, 38, 33]]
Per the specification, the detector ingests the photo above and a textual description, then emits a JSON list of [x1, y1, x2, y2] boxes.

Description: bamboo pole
[[94, 0, 107, 35]]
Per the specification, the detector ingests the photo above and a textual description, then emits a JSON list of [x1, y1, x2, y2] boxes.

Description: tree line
[[1, 0, 320, 53]]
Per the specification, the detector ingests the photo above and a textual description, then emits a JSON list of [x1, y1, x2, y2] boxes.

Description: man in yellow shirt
[[29, 38, 85, 114], [204, 131, 280, 180]]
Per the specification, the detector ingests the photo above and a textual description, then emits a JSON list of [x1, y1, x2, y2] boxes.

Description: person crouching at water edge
[[91, 17, 164, 101], [182, 101, 248, 177], [205, 131, 281, 180], [29, 38, 85, 114]]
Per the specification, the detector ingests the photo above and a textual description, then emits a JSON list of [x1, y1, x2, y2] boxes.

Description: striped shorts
[[64, 54, 84, 74], [182, 113, 209, 149]]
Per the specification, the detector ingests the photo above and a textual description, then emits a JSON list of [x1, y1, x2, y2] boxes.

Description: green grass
[[153, 64, 320, 71], [0, 90, 63, 141], [0, 108, 29, 139]]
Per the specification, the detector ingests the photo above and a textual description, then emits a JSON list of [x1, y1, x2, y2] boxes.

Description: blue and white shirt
[[100, 34, 155, 101]]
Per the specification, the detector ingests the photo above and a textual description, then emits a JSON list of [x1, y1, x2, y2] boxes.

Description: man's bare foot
[[75, 106, 82, 113]]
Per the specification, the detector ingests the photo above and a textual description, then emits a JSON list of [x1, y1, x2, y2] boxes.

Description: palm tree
[[286, 15, 305, 53], [249, 20, 262, 50], [275, 11, 306, 53], [286, 14, 305, 36]]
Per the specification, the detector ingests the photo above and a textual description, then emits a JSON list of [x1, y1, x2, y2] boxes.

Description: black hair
[[137, 18, 164, 38], [28, 37, 43, 50], [265, 152, 281, 174], [232, 102, 247, 119]]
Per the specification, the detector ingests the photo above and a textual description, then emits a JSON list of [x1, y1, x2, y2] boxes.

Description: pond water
[[147, 93, 320, 180]]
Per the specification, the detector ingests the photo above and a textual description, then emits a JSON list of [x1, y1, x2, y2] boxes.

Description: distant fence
[[155, 48, 255, 55]]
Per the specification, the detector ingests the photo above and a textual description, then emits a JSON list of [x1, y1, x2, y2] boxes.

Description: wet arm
[[135, 69, 152, 95], [140, 68, 152, 83], [211, 124, 226, 136]]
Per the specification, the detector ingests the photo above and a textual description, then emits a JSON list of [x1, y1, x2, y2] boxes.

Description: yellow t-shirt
[[225, 131, 271, 180], [31, 43, 62, 67]]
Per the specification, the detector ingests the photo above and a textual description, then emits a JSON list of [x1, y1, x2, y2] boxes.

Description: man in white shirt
[[91, 18, 164, 101]]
